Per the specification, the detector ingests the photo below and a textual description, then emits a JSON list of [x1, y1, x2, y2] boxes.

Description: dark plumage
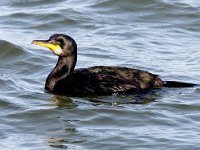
[[32, 34, 196, 95]]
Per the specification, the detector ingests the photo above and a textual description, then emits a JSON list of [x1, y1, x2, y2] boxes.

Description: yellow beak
[[32, 40, 63, 55], [31, 40, 60, 51]]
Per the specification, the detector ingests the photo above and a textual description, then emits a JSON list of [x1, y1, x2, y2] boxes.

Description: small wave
[[10, 0, 65, 7], [23, 12, 78, 31], [7, 12, 36, 19], [0, 40, 26, 59], [90, 0, 157, 8], [27, 19, 77, 31]]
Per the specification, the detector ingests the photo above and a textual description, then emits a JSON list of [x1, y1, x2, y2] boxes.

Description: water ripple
[[0, 40, 25, 58], [0, 0, 200, 149]]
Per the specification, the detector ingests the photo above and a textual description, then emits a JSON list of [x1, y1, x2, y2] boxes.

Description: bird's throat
[[45, 55, 77, 92]]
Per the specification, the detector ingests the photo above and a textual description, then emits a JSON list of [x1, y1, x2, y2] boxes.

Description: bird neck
[[45, 55, 77, 92]]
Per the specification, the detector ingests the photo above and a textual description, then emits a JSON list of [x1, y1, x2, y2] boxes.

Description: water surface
[[0, 0, 200, 149]]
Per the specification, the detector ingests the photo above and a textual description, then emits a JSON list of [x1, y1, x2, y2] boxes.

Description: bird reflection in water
[[50, 95, 77, 108]]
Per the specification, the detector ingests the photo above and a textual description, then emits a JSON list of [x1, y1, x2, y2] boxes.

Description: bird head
[[32, 34, 77, 57]]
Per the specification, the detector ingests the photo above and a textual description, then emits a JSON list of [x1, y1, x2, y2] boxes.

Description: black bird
[[32, 34, 196, 95]]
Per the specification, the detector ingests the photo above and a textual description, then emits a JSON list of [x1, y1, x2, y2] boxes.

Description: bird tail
[[163, 81, 197, 88]]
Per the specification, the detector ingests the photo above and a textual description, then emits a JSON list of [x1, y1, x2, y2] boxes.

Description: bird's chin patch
[[53, 48, 63, 56]]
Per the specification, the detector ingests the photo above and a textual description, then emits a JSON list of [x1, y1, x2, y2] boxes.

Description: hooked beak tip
[[31, 40, 38, 45]]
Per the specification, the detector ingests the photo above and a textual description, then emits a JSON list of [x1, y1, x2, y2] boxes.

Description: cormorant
[[32, 34, 196, 95]]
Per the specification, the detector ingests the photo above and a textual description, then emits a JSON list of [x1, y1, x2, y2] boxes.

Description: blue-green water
[[0, 0, 200, 149]]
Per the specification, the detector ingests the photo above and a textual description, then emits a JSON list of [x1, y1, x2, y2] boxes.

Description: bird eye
[[55, 41, 61, 46], [57, 39, 64, 46]]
